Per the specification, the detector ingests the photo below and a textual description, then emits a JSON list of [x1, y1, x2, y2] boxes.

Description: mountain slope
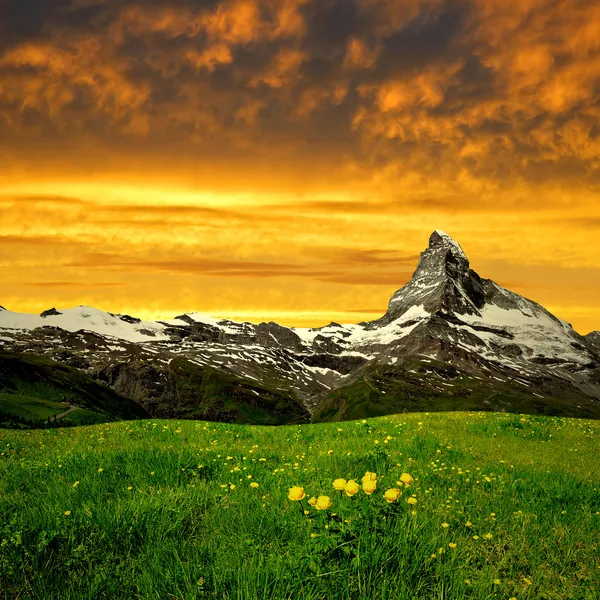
[[1, 230, 599, 423], [0, 351, 149, 427]]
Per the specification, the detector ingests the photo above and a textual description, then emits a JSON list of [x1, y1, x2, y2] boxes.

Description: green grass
[[1, 412, 598, 599], [0, 393, 69, 425], [0, 352, 148, 427]]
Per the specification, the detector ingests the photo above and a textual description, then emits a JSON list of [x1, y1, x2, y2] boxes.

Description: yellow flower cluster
[[288, 471, 415, 510]]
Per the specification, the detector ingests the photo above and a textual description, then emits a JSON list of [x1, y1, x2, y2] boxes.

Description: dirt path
[[53, 406, 77, 420]]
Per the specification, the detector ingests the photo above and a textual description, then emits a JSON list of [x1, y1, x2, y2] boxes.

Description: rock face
[[585, 331, 600, 352], [383, 230, 485, 322], [1, 230, 599, 423]]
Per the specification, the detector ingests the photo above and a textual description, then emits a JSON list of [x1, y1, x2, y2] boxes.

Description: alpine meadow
[[1, 413, 599, 599]]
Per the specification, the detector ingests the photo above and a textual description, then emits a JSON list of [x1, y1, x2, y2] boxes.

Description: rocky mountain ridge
[[1, 230, 599, 423]]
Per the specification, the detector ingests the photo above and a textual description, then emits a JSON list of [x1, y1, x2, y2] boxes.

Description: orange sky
[[1, 0, 599, 333]]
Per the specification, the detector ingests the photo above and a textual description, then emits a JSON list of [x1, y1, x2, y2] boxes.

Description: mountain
[[585, 331, 600, 352], [1, 230, 599, 424], [0, 351, 149, 428]]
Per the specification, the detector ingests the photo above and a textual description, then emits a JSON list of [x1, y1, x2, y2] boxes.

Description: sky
[[1, 0, 599, 333]]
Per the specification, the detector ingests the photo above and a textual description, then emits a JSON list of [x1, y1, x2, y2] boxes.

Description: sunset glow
[[2, 0, 600, 332]]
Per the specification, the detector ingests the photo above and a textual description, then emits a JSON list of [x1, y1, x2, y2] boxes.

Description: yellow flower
[[362, 471, 377, 483], [399, 473, 414, 485], [72, 481, 79, 487], [407, 497, 417, 505], [442, 522, 449, 528], [448, 543, 457, 549], [308, 496, 317, 506], [465, 521, 472, 527], [229, 484, 236, 490], [64, 510, 71, 516], [363, 480, 377, 495], [484, 533, 493, 540], [472, 535, 479, 540], [127, 486, 133, 491], [250, 482, 259, 488], [327, 450, 333, 455], [288, 486, 306, 501], [344, 480, 360, 496], [97, 468, 103, 473], [333, 478, 347, 491], [315, 496, 332, 510], [383, 488, 401, 503], [493, 579, 501, 585]]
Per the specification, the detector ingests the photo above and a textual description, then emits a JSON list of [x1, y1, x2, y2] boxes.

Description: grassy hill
[[0, 412, 598, 599], [0, 352, 149, 428], [312, 358, 600, 422]]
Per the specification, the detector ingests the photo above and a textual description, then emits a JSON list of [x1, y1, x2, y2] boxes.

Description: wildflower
[[493, 579, 501, 585], [127, 486, 133, 491], [522, 577, 532, 586], [398, 473, 414, 485], [72, 481, 80, 487], [344, 480, 360, 496], [363, 480, 377, 495], [448, 543, 457, 549], [310, 533, 318, 538], [431, 553, 437, 559], [465, 521, 472, 527], [64, 510, 71, 516], [484, 533, 493, 540], [315, 496, 332, 510], [407, 497, 417, 505], [229, 484, 236, 490], [472, 535, 479, 540], [250, 482, 259, 488], [362, 472, 377, 483], [288, 486, 306, 501], [442, 522, 449, 528], [384, 488, 401, 503], [97, 468, 103, 473], [333, 478, 347, 491], [308, 496, 317, 506], [327, 450, 333, 455]]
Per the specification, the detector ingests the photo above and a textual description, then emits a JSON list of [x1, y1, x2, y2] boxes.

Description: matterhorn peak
[[428, 230, 467, 261], [383, 230, 485, 322]]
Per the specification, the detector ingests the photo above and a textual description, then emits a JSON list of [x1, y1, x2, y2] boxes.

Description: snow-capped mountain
[[1, 230, 599, 422]]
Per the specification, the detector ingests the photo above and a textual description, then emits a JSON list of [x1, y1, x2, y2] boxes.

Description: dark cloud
[[0, 234, 89, 246]]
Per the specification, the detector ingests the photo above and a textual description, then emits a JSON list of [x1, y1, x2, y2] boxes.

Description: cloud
[[2, 0, 600, 332], [0, 234, 89, 246], [343, 37, 380, 69], [22, 281, 127, 288]]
